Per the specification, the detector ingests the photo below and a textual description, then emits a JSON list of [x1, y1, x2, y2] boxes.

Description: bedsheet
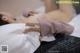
[[0, 23, 40, 53]]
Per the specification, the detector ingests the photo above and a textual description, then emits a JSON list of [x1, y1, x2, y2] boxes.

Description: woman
[[0, 12, 41, 53], [0, 12, 80, 53], [0, 12, 74, 37]]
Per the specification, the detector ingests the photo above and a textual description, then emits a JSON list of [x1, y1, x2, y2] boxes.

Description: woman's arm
[[38, 18, 74, 36], [23, 17, 74, 36], [59, 0, 76, 19], [42, 0, 58, 12], [42, 0, 76, 23]]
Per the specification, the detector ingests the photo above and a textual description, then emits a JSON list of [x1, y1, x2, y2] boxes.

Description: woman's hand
[[24, 24, 40, 33], [22, 9, 38, 17]]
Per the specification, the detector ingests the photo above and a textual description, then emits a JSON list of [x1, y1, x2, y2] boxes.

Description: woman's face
[[2, 15, 12, 22], [21, 15, 39, 25], [23, 13, 45, 25]]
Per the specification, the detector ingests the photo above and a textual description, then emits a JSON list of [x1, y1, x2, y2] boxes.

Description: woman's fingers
[[24, 27, 40, 33]]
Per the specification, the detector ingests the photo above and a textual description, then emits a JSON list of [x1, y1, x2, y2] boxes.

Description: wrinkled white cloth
[[0, 23, 40, 53], [69, 14, 80, 37]]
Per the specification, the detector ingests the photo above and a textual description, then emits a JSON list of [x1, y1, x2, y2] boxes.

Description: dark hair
[[0, 14, 9, 26]]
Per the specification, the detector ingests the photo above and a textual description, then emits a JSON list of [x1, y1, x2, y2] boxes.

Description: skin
[[0, 12, 39, 24], [0, 12, 40, 32], [0, 12, 74, 34], [1, 0, 76, 24], [42, 0, 58, 12], [0, 12, 16, 23], [0, 0, 76, 31], [21, 0, 76, 24], [41, 0, 76, 23]]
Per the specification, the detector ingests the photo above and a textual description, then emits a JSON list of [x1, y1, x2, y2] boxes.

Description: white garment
[[0, 23, 40, 53], [69, 14, 80, 37]]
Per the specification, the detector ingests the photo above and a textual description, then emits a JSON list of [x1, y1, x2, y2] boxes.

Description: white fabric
[[0, 23, 40, 53], [69, 14, 80, 37], [40, 36, 56, 42]]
